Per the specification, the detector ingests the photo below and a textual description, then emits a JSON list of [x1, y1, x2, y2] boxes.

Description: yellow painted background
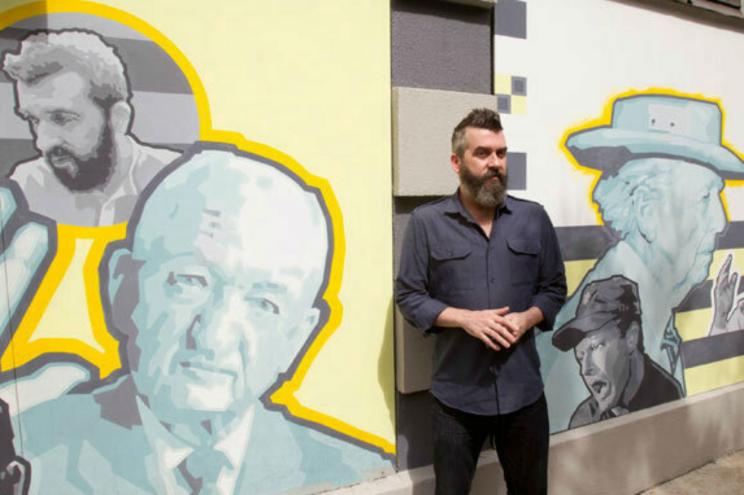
[[3, 0, 395, 451]]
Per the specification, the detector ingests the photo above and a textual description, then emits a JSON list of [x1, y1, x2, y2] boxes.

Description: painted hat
[[552, 275, 641, 352], [566, 94, 744, 179]]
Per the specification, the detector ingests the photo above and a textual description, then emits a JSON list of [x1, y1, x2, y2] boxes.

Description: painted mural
[[538, 91, 744, 430], [0, 3, 391, 494], [488, 0, 744, 435]]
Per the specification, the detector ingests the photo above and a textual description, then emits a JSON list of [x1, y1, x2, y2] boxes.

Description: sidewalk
[[641, 449, 744, 494]]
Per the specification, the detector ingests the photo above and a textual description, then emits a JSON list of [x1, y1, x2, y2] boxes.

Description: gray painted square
[[497, 94, 512, 113], [512, 76, 527, 96], [392, 0, 492, 93], [494, 0, 527, 39], [507, 152, 527, 190]]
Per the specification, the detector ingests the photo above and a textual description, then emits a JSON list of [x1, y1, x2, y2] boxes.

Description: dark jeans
[[432, 394, 549, 495]]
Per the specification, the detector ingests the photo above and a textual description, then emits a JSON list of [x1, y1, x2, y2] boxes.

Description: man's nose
[[34, 121, 62, 152], [711, 196, 727, 235], [488, 152, 506, 170], [580, 352, 595, 376], [187, 288, 248, 352]]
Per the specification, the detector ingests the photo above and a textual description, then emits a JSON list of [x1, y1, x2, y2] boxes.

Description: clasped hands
[[438, 306, 542, 351]]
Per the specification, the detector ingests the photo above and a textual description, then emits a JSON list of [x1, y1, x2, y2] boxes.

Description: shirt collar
[[135, 396, 254, 472], [136, 396, 192, 470], [442, 188, 513, 219]]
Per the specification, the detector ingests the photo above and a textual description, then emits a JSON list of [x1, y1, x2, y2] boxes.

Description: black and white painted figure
[[553, 275, 683, 429], [2, 29, 179, 226]]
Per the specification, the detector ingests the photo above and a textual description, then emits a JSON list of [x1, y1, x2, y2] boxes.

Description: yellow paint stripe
[[685, 354, 744, 396]]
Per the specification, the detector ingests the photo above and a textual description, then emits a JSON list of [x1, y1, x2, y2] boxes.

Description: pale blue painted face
[[645, 161, 725, 290], [119, 150, 328, 424]]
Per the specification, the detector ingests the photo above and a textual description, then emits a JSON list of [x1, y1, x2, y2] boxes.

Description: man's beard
[[45, 119, 116, 192], [459, 165, 508, 208]]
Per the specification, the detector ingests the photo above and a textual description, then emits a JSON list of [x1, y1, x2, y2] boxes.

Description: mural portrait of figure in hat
[[553, 276, 682, 429], [540, 93, 744, 430]]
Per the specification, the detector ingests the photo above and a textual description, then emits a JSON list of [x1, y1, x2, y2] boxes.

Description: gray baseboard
[[329, 381, 744, 494]]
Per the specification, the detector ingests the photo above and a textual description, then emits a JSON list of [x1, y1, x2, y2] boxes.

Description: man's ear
[[633, 185, 656, 243], [450, 153, 462, 175], [625, 321, 641, 353], [106, 246, 139, 336], [109, 100, 133, 135], [301, 307, 320, 335]]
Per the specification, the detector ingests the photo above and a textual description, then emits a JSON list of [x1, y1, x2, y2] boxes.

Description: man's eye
[[246, 297, 280, 315], [50, 113, 76, 126], [167, 272, 208, 288], [591, 342, 604, 351]]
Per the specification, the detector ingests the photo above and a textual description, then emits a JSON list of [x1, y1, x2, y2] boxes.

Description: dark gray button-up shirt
[[395, 193, 566, 415]]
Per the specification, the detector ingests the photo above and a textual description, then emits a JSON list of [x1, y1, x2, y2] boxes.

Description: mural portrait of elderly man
[[2, 29, 179, 226], [540, 94, 744, 429], [15, 146, 385, 495], [553, 276, 682, 429]]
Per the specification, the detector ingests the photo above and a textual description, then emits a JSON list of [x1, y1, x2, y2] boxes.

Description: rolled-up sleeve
[[530, 208, 567, 331], [394, 213, 448, 332]]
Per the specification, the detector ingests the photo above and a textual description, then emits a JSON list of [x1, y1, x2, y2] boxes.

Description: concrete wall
[[331, 382, 744, 494]]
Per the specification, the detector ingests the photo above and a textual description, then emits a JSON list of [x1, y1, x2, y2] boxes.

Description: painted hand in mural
[[709, 254, 744, 335], [0, 185, 50, 340]]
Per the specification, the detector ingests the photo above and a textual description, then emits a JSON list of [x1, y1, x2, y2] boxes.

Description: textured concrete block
[[392, 0, 492, 93], [395, 309, 435, 394], [393, 87, 503, 196]]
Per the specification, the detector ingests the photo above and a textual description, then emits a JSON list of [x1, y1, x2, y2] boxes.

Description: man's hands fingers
[[493, 306, 510, 316], [718, 253, 732, 282], [486, 324, 517, 348], [460, 307, 534, 351], [0, 186, 51, 335], [0, 187, 18, 227]]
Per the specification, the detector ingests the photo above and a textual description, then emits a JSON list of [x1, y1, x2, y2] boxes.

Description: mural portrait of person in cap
[[540, 93, 744, 430], [553, 276, 683, 429]]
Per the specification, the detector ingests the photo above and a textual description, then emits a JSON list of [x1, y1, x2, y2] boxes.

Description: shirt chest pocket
[[506, 237, 540, 286], [430, 242, 475, 292]]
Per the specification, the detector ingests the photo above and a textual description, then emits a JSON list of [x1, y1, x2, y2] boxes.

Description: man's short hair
[[451, 108, 503, 158], [593, 158, 678, 238], [2, 29, 130, 109]]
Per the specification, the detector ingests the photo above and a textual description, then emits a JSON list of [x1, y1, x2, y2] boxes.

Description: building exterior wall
[[393, 0, 744, 491], [0, 1, 395, 494]]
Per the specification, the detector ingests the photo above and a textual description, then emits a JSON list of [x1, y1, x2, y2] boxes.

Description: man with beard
[[2, 29, 179, 226], [395, 108, 566, 495]]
